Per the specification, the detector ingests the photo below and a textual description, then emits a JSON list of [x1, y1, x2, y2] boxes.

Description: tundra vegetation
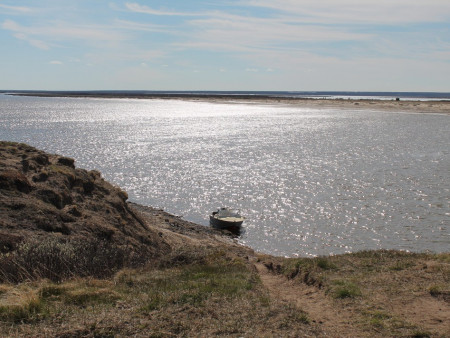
[[1, 244, 449, 337]]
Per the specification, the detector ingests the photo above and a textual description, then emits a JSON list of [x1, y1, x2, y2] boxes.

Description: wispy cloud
[[2, 19, 127, 49], [125, 3, 201, 16], [242, 0, 450, 24], [122, 1, 373, 57], [83, 49, 165, 66], [49, 60, 63, 65], [2, 20, 49, 49], [186, 14, 370, 48], [15, 33, 49, 50], [150, 0, 448, 69], [114, 19, 170, 33], [0, 4, 33, 14], [114, 50, 166, 61]]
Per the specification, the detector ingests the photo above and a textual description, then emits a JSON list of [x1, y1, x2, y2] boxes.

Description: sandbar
[[8, 91, 450, 115]]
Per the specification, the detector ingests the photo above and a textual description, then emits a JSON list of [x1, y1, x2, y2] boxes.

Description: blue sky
[[1, 1, 449, 91]]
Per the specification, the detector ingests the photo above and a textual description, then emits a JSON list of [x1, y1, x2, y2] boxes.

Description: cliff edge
[[0, 142, 172, 280]]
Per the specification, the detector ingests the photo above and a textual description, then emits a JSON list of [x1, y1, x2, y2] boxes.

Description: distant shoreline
[[4, 91, 450, 114]]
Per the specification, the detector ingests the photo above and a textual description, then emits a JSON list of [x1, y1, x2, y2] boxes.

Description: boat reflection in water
[[210, 207, 245, 235]]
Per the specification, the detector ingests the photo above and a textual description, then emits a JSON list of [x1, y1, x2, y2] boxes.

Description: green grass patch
[[315, 257, 337, 270], [389, 261, 414, 271], [47, 164, 75, 177], [141, 294, 164, 312], [276, 304, 310, 328], [288, 310, 310, 325], [364, 310, 392, 329], [328, 279, 362, 299], [138, 262, 256, 313], [38, 280, 120, 308], [434, 253, 450, 263], [63, 288, 119, 307], [39, 284, 67, 299]]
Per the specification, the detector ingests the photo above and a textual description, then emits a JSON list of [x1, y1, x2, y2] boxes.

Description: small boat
[[210, 207, 245, 234]]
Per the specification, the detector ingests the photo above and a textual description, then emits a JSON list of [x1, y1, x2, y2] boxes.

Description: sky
[[1, 1, 449, 91]]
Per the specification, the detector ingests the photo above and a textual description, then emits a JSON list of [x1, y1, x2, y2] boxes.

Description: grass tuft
[[328, 280, 362, 299], [0, 284, 11, 295], [428, 284, 449, 299], [0, 290, 46, 323], [364, 310, 391, 329], [315, 257, 337, 270], [389, 261, 414, 271], [39, 284, 67, 299], [63, 288, 119, 307]]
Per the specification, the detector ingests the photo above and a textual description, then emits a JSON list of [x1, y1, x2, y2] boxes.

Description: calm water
[[1, 94, 449, 257]]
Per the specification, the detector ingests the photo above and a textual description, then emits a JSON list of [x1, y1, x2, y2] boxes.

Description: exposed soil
[[254, 261, 369, 337], [254, 253, 450, 337]]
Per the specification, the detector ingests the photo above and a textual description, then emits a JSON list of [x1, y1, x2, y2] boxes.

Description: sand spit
[[9, 91, 450, 115]]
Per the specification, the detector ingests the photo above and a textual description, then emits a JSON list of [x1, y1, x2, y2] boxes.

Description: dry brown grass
[[0, 237, 149, 283], [2, 249, 448, 337], [0, 248, 321, 337]]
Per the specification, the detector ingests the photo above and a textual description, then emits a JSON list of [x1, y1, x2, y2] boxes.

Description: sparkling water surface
[[1, 94, 449, 257]]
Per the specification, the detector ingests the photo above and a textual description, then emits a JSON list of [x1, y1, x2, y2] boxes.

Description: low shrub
[[315, 257, 337, 270]]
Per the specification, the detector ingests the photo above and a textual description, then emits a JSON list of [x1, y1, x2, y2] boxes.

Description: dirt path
[[254, 262, 371, 337]]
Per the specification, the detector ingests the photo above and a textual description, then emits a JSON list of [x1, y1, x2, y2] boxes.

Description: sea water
[[1, 94, 449, 257]]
